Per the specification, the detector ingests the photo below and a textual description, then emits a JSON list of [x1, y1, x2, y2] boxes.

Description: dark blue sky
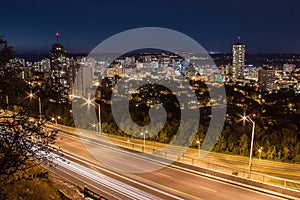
[[2, 0, 300, 53]]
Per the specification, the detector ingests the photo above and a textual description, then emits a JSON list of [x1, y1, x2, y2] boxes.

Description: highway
[[50, 152, 183, 199], [47, 123, 300, 181], [50, 128, 288, 200]]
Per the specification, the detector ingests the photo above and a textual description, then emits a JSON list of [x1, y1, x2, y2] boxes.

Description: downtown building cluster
[[5, 37, 300, 104]]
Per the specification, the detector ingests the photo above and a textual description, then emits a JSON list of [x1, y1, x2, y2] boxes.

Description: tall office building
[[258, 69, 275, 91], [50, 32, 69, 103], [232, 37, 245, 79]]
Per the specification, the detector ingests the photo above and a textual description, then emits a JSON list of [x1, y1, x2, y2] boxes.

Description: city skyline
[[1, 1, 300, 199], [2, 0, 300, 54]]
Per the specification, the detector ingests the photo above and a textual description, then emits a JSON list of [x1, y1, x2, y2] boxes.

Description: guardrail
[[105, 135, 300, 191], [205, 161, 300, 190], [47, 122, 300, 192]]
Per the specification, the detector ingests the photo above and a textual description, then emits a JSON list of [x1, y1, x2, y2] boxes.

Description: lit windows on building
[[258, 69, 275, 91], [232, 37, 245, 79], [50, 33, 69, 103]]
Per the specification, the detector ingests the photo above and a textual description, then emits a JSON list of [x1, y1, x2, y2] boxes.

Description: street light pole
[[144, 130, 147, 150], [249, 119, 255, 178], [196, 139, 202, 158], [98, 103, 101, 136], [86, 98, 101, 136], [243, 115, 255, 178], [258, 147, 262, 160], [141, 130, 146, 151], [196, 140, 200, 158], [6, 94, 8, 105], [38, 97, 42, 121], [5, 94, 9, 110], [28, 92, 42, 121]]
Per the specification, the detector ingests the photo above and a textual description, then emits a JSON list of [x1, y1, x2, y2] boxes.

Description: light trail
[[51, 150, 187, 200], [54, 154, 160, 200]]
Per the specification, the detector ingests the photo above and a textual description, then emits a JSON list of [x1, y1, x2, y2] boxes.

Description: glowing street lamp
[[196, 139, 202, 158], [86, 98, 101, 135], [51, 116, 61, 124], [75, 95, 102, 136], [242, 114, 255, 178], [28, 92, 42, 121], [86, 99, 92, 104], [258, 147, 263, 160], [90, 122, 97, 131], [51, 117, 57, 124]]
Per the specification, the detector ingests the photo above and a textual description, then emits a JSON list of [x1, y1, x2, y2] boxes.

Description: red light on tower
[[55, 32, 59, 43]]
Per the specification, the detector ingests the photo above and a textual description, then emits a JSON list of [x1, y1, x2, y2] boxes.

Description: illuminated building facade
[[232, 37, 245, 79], [258, 69, 275, 91], [50, 32, 69, 103]]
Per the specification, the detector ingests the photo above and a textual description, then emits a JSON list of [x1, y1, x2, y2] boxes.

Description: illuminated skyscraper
[[232, 37, 245, 79], [50, 32, 69, 103], [258, 69, 275, 91]]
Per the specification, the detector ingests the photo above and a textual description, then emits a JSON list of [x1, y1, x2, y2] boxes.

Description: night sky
[[2, 0, 300, 54]]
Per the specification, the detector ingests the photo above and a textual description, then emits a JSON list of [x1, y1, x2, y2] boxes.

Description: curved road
[[52, 130, 288, 200]]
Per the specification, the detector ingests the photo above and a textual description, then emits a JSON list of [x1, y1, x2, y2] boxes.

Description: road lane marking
[[50, 126, 292, 200], [53, 130, 287, 199], [158, 173, 173, 179], [198, 185, 217, 193], [59, 151, 186, 200], [52, 133, 201, 199]]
